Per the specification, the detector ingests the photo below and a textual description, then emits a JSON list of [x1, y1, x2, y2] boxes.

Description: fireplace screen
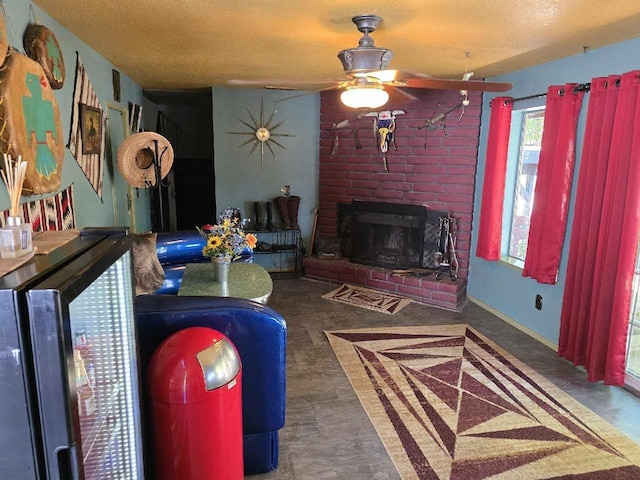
[[350, 201, 427, 269]]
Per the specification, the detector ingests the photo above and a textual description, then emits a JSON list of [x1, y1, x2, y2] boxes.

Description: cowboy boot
[[288, 196, 301, 230], [253, 201, 263, 231], [274, 196, 291, 229], [265, 201, 276, 231]]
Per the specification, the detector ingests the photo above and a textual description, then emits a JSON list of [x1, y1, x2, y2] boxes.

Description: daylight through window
[[506, 108, 545, 261]]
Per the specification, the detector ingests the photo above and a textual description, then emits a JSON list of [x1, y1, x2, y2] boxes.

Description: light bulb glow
[[340, 86, 389, 109]]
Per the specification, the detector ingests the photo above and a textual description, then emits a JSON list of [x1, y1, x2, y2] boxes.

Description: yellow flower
[[208, 236, 222, 249]]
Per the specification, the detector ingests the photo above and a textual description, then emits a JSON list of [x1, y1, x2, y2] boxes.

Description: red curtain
[[559, 71, 640, 385], [522, 85, 585, 283], [476, 97, 513, 260]]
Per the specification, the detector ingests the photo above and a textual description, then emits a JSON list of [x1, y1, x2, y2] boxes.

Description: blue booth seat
[[136, 296, 287, 476], [155, 230, 253, 294], [136, 230, 285, 475]]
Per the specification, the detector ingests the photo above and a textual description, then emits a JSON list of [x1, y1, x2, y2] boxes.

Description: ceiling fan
[[229, 14, 512, 109]]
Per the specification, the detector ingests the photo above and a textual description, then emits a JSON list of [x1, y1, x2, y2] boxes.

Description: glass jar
[[0, 216, 33, 259]]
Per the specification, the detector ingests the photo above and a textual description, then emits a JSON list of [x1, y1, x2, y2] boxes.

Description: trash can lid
[[148, 327, 241, 403]]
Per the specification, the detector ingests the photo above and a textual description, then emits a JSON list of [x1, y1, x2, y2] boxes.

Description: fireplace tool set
[[392, 214, 459, 281], [434, 215, 459, 280]]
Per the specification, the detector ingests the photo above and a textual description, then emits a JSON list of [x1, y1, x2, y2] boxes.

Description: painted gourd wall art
[[0, 9, 8, 65], [0, 49, 64, 194], [24, 23, 65, 90]]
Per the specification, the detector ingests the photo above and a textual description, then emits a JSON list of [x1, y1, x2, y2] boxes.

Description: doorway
[[173, 158, 215, 229], [106, 102, 135, 230], [143, 89, 215, 231]]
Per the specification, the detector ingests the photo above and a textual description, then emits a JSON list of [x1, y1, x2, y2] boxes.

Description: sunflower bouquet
[[197, 208, 258, 259]]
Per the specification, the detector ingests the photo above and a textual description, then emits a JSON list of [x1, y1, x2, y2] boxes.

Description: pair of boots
[[274, 196, 300, 230], [253, 202, 276, 231]]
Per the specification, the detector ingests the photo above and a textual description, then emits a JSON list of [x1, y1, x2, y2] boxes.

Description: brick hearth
[[303, 257, 467, 312]]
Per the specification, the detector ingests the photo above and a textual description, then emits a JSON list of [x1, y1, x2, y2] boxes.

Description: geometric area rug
[[322, 283, 412, 315], [326, 325, 640, 479]]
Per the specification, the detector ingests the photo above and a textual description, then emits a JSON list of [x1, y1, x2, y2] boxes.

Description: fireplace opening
[[338, 201, 449, 270], [350, 201, 427, 269]]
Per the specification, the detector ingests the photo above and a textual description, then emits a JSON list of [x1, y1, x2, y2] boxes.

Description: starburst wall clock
[[227, 98, 296, 166]]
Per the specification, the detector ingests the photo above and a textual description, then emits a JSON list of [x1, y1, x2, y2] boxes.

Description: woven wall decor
[[23, 23, 65, 90], [0, 49, 64, 195], [67, 54, 105, 199], [0, 183, 75, 231]]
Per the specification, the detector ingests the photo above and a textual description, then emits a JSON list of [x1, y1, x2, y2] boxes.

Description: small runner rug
[[326, 324, 640, 479], [322, 283, 412, 315]]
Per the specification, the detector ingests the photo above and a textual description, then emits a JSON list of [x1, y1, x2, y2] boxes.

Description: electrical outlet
[[535, 294, 543, 310]]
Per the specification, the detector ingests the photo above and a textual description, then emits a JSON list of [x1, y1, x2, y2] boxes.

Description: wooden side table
[[178, 262, 273, 304]]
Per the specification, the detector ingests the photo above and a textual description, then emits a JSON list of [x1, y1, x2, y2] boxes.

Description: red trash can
[[148, 327, 243, 480]]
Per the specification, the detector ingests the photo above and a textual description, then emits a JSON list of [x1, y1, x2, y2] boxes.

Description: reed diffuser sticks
[[1, 153, 27, 217], [0, 153, 33, 259]]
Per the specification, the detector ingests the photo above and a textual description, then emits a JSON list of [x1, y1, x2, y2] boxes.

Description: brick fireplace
[[303, 88, 482, 311]]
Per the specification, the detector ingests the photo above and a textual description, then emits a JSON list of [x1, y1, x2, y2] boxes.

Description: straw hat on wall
[[116, 132, 174, 188]]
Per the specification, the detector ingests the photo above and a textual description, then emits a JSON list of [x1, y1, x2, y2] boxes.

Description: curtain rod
[[502, 82, 592, 105]]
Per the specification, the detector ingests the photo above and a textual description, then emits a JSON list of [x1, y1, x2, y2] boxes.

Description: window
[[502, 108, 545, 262], [625, 236, 640, 392]]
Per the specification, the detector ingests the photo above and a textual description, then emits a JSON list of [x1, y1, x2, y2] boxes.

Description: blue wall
[[212, 88, 320, 250], [0, 3, 146, 230], [469, 37, 640, 346]]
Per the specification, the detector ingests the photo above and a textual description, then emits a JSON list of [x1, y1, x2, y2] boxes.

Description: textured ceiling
[[32, 0, 640, 91]]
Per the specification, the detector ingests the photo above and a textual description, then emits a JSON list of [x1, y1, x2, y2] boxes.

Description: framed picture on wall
[[112, 69, 121, 102], [128, 102, 142, 133], [80, 104, 102, 155]]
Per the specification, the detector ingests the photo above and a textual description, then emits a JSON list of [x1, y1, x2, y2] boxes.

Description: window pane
[[625, 236, 640, 382], [508, 109, 545, 260]]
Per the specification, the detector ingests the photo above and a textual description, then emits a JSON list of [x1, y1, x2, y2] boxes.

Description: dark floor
[[252, 277, 640, 480]]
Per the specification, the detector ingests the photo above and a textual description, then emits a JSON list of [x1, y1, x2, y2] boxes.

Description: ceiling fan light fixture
[[340, 85, 389, 109]]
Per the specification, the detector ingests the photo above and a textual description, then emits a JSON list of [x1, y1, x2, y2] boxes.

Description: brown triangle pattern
[[466, 425, 578, 444], [462, 346, 534, 417], [326, 325, 640, 480], [419, 358, 463, 387], [332, 331, 451, 343], [450, 444, 575, 480], [457, 390, 511, 434], [401, 366, 458, 457], [380, 336, 466, 352], [380, 350, 450, 362], [460, 371, 529, 417], [404, 365, 461, 418]]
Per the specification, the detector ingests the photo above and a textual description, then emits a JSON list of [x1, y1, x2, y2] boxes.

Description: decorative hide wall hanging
[[365, 109, 406, 154], [0, 48, 64, 195], [23, 23, 65, 90], [67, 54, 105, 199]]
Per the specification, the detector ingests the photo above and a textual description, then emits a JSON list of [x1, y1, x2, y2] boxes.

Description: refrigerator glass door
[[68, 251, 142, 480]]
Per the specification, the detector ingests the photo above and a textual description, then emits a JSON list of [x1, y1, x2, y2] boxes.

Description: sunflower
[[208, 236, 222, 249]]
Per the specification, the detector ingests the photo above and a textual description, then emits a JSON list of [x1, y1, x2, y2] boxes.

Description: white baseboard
[[468, 295, 558, 352]]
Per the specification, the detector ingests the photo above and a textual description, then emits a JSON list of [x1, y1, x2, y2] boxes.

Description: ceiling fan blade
[[365, 69, 512, 92], [384, 85, 418, 106], [275, 84, 345, 103], [403, 77, 512, 92], [228, 78, 341, 89]]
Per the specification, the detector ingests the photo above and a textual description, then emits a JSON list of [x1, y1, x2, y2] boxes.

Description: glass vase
[[211, 256, 231, 283], [0, 216, 33, 259]]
